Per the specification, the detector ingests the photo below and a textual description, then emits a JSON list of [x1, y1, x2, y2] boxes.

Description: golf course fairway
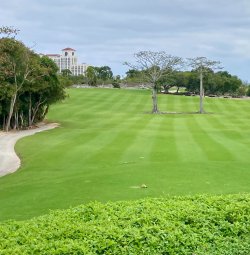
[[0, 88, 250, 221]]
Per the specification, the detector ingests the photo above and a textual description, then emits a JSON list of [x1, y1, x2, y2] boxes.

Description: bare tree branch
[[124, 51, 183, 113]]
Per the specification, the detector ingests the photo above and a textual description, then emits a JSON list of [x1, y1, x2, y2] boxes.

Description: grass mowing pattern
[[0, 195, 250, 254], [0, 88, 250, 221]]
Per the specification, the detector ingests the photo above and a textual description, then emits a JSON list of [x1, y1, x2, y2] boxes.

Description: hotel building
[[46, 48, 88, 76]]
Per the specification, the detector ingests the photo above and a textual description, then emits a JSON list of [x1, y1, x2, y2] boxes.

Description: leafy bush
[[112, 81, 121, 88], [0, 194, 250, 254]]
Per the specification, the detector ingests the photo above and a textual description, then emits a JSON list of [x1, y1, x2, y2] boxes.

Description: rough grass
[[0, 88, 250, 221]]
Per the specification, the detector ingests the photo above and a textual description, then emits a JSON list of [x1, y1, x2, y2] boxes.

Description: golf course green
[[0, 88, 250, 221]]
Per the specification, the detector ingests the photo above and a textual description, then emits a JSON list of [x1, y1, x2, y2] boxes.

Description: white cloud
[[1, 0, 249, 80]]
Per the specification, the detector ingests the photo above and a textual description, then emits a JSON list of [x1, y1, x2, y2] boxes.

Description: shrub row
[[0, 194, 250, 254]]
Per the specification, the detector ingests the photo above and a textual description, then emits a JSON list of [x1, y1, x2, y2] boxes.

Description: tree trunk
[[31, 104, 40, 125], [152, 86, 159, 113], [13, 111, 19, 130], [5, 93, 17, 132], [42, 105, 49, 120], [28, 93, 32, 127], [20, 112, 24, 129], [199, 72, 204, 114], [163, 85, 169, 94], [2, 115, 6, 130]]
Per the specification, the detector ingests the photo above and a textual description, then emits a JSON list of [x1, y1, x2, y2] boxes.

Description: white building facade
[[46, 48, 88, 76]]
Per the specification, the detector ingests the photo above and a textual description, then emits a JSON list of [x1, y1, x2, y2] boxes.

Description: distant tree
[[61, 69, 72, 77], [126, 69, 141, 79], [124, 69, 145, 85], [85, 66, 97, 86], [187, 57, 222, 113], [165, 71, 190, 93], [58, 75, 73, 87], [114, 75, 121, 81], [95, 66, 113, 84], [247, 86, 250, 97], [0, 26, 19, 37], [125, 51, 183, 113], [112, 75, 121, 89]]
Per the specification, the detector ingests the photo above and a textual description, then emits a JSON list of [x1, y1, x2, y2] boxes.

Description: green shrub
[[112, 81, 120, 88], [0, 194, 250, 254]]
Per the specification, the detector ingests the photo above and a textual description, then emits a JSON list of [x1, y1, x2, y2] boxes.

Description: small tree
[[61, 69, 72, 77], [85, 66, 97, 86], [187, 57, 222, 113], [95, 66, 113, 84], [125, 51, 183, 113], [0, 26, 19, 37]]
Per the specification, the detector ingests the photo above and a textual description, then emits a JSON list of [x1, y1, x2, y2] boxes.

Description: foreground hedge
[[0, 194, 250, 254]]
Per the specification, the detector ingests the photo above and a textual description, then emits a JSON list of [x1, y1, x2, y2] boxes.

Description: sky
[[1, 0, 250, 81]]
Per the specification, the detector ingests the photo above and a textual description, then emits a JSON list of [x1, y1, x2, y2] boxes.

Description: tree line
[[125, 68, 248, 97], [124, 51, 250, 113], [59, 65, 121, 88], [0, 28, 66, 131]]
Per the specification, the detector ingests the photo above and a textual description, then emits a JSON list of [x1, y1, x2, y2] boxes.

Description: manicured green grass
[[0, 88, 250, 221]]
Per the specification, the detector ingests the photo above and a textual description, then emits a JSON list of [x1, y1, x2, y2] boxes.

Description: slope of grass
[[0, 88, 250, 221], [1, 195, 250, 255]]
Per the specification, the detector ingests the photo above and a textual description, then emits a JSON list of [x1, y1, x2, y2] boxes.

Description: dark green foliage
[[85, 66, 98, 86], [247, 86, 250, 97], [0, 38, 66, 130], [0, 194, 249, 254], [95, 66, 113, 81], [112, 81, 121, 88], [124, 69, 245, 96]]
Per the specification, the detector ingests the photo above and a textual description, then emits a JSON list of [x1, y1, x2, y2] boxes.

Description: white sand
[[0, 123, 58, 177]]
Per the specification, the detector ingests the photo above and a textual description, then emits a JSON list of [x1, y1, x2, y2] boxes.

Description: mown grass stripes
[[0, 88, 249, 221]]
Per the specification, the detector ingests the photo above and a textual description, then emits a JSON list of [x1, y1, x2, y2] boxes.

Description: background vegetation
[[0, 37, 66, 131], [125, 68, 249, 97]]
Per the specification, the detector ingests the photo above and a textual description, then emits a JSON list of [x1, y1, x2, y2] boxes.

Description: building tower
[[60, 48, 77, 72], [46, 48, 89, 76]]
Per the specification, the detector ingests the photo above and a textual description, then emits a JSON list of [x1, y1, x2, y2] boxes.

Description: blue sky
[[1, 0, 250, 81]]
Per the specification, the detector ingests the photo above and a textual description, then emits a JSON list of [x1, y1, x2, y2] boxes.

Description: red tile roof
[[46, 54, 60, 57], [62, 47, 76, 51]]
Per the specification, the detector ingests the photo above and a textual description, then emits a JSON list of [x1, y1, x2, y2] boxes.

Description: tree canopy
[[0, 37, 66, 131], [125, 51, 183, 113]]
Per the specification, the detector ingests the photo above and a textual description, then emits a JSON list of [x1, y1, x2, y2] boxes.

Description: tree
[[95, 66, 113, 84], [126, 69, 141, 79], [61, 69, 72, 77], [85, 66, 98, 86], [247, 86, 250, 97], [0, 38, 37, 131], [125, 51, 183, 113], [187, 57, 222, 113], [22, 56, 65, 126], [0, 26, 19, 37], [0, 38, 66, 131]]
